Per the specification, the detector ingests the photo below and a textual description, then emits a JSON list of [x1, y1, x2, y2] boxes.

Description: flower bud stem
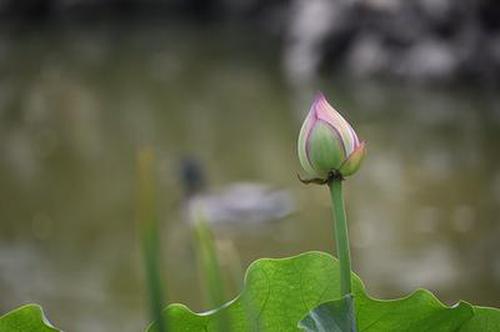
[[328, 177, 352, 296]]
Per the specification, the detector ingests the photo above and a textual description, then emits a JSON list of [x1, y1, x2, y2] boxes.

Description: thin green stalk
[[328, 177, 352, 296], [192, 214, 226, 308], [192, 211, 230, 331], [137, 148, 167, 332]]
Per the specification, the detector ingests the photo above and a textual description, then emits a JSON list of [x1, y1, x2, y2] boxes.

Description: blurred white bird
[[180, 158, 295, 228]]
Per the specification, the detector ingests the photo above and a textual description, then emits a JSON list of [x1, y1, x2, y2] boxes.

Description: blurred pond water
[[0, 23, 500, 331]]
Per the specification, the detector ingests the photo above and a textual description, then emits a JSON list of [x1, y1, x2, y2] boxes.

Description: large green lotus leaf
[[300, 255, 500, 332], [148, 251, 500, 332], [354, 290, 475, 331], [300, 290, 475, 331], [459, 306, 500, 331], [300, 298, 500, 332], [0, 304, 60, 332]]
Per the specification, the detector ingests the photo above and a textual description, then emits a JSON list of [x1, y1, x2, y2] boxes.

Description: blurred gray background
[[1, 0, 500, 331]]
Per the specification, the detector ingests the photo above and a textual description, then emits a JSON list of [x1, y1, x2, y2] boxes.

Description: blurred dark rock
[[284, 0, 500, 84]]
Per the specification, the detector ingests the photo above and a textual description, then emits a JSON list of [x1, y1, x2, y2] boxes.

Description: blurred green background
[[1, 1, 500, 331]]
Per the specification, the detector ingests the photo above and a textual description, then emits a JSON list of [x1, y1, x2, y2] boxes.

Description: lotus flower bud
[[298, 93, 366, 180]]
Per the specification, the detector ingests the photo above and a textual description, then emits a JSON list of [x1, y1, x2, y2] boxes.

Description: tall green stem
[[328, 178, 352, 296], [192, 212, 230, 331], [137, 148, 167, 332], [192, 215, 225, 308]]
